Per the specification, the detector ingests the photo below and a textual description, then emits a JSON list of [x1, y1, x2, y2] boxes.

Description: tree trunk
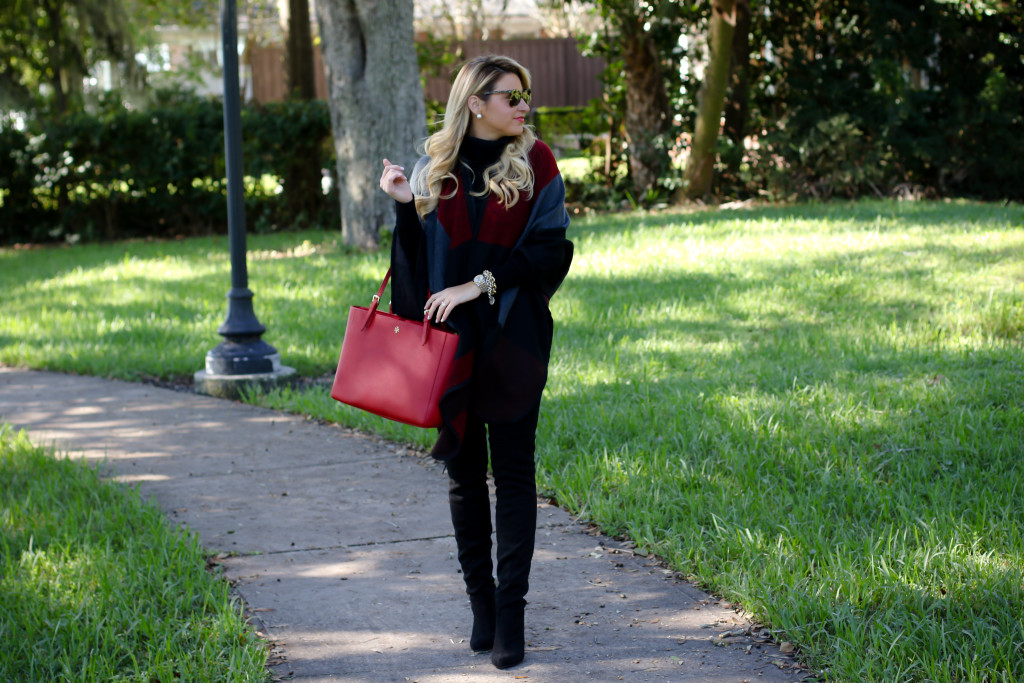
[[722, 0, 750, 177], [682, 0, 736, 200], [286, 0, 316, 99], [41, 0, 69, 115], [283, 0, 321, 222], [314, 0, 426, 249], [621, 20, 670, 202]]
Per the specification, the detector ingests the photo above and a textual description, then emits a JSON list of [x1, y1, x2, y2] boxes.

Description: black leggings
[[446, 403, 540, 608]]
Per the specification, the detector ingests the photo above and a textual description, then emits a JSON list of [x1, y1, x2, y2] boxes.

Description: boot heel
[[470, 593, 496, 651], [491, 604, 525, 669]]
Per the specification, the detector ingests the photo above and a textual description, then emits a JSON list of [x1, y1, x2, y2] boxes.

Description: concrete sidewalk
[[0, 367, 808, 682]]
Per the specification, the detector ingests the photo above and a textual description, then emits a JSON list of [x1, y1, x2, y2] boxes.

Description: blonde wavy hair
[[412, 55, 536, 217]]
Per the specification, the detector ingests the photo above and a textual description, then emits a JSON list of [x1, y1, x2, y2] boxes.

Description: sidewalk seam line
[[261, 534, 456, 555]]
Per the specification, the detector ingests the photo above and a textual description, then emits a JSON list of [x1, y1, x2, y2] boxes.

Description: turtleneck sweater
[[460, 136, 512, 190], [459, 135, 511, 233]]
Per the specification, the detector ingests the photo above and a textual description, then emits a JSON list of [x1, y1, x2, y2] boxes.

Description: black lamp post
[[195, 0, 295, 398]]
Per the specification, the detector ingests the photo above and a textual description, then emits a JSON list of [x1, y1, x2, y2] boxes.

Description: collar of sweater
[[459, 135, 512, 190]]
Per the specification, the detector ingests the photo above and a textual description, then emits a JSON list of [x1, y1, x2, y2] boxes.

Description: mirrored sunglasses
[[481, 88, 532, 107]]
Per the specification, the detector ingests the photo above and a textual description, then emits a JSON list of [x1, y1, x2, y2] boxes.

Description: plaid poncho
[[390, 138, 573, 461]]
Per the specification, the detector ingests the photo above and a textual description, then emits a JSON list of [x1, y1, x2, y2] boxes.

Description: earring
[[476, 113, 482, 119]]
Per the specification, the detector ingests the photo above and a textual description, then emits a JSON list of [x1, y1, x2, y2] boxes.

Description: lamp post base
[[194, 366, 297, 400], [195, 339, 297, 399]]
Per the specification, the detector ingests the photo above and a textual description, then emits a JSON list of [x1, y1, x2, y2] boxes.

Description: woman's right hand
[[380, 158, 414, 204]]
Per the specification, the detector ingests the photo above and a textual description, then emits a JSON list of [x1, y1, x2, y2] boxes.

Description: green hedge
[[0, 93, 337, 244], [738, 0, 1024, 202]]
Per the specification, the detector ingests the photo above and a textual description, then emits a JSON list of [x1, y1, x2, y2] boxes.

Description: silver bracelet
[[473, 270, 496, 305]]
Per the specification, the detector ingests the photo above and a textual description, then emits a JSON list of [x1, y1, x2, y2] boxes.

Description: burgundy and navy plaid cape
[[390, 139, 574, 461]]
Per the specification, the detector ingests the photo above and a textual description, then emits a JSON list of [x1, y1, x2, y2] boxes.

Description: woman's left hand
[[424, 282, 482, 324]]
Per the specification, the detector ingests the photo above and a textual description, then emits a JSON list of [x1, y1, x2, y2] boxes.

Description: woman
[[378, 55, 573, 669]]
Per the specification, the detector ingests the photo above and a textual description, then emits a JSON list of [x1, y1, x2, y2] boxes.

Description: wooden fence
[[249, 38, 604, 109], [248, 43, 330, 103]]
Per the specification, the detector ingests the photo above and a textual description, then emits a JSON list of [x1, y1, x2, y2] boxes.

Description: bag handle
[[362, 268, 434, 346]]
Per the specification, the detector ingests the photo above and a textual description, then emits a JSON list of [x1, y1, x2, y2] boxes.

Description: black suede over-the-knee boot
[[450, 483, 495, 651], [491, 492, 535, 668], [447, 418, 496, 651], [488, 406, 539, 669]]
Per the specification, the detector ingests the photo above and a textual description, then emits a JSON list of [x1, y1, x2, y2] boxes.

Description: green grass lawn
[[2, 199, 1023, 681], [0, 425, 268, 682]]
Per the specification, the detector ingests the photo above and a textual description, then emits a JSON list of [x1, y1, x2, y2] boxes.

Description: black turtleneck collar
[[460, 135, 513, 191], [458, 135, 511, 229]]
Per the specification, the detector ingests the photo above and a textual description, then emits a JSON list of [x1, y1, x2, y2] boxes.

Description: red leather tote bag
[[330, 269, 459, 428]]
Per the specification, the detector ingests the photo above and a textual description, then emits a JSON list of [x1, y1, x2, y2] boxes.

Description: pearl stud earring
[[476, 113, 482, 119]]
